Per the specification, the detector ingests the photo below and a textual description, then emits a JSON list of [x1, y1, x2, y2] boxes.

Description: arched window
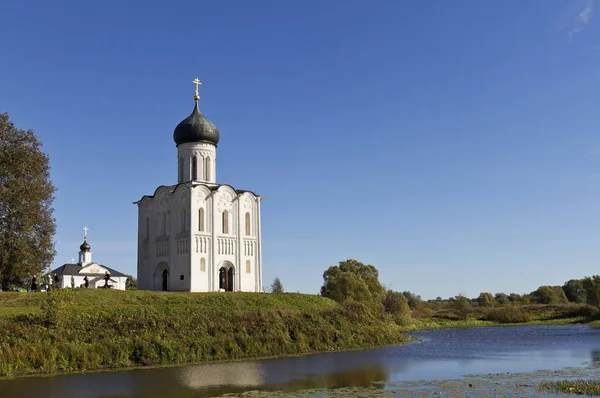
[[246, 260, 251, 273], [205, 157, 211, 181], [245, 212, 251, 236], [198, 208, 204, 232], [191, 155, 197, 180], [200, 257, 206, 272], [181, 209, 187, 232], [178, 157, 183, 182], [145, 217, 149, 240], [222, 210, 229, 234], [162, 213, 167, 236]]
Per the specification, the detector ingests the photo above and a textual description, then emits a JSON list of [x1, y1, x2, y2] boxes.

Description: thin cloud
[[579, 0, 594, 24], [568, 0, 594, 38]]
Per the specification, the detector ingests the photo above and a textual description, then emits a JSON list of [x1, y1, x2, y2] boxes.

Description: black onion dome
[[79, 240, 91, 252], [173, 101, 220, 146]]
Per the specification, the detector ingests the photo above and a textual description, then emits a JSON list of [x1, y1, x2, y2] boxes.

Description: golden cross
[[192, 77, 202, 100]]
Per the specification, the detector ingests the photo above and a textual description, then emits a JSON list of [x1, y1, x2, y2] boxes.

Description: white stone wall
[[54, 275, 127, 290], [177, 142, 216, 183], [136, 183, 262, 292]]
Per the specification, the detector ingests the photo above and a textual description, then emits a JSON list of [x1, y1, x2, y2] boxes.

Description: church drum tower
[[134, 79, 263, 292]]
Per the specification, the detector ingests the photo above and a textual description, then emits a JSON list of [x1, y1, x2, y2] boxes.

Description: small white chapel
[[50, 227, 128, 290], [134, 78, 263, 292]]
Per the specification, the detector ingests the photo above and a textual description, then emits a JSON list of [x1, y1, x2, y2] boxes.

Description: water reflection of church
[[134, 78, 264, 292]]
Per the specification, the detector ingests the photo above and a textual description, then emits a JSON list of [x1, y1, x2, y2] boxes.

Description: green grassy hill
[[0, 290, 408, 378]]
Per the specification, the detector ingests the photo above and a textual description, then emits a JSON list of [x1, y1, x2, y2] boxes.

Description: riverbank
[[0, 289, 409, 378], [0, 290, 595, 379]]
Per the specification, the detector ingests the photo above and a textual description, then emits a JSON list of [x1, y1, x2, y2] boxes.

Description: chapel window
[[222, 210, 229, 234], [200, 257, 206, 272], [205, 157, 211, 181], [191, 155, 197, 180], [245, 212, 251, 236], [198, 208, 205, 232], [246, 260, 251, 273]]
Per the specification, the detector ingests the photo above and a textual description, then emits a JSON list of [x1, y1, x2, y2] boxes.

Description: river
[[1, 325, 599, 397]]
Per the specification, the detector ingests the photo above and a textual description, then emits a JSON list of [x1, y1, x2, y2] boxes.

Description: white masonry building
[[50, 229, 128, 290], [134, 80, 263, 292]]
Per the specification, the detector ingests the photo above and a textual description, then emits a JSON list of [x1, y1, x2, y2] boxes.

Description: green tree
[[383, 290, 411, 325], [383, 290, 410, 315], [563, 279, 586, 303], [270, 277, 284, 293], [477, 292, 496, 307], [582, 276, 600, 309], [453, 294, 472, 320], [0, 113, 56, 289], [320, 259, 386, 313], [126, 275, 137, 290], [402, 291, 423, 309], [494, 293, 510, 305], [531, 286, 568, 304], [508, 293, 522, 303]]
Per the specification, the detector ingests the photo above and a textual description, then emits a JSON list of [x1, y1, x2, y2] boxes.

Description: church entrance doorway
[[218, 266, 234, 291], [162, 269, 168, 291], [155, 262, 169, 292]]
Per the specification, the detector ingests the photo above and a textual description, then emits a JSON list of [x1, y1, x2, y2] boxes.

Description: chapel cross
[[193, 77, 202, 100], [83, 226, 89, 240]]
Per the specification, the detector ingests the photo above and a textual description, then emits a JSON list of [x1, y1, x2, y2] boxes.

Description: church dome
[[173, 102, 220, 146], [79, 240, 91, 252]]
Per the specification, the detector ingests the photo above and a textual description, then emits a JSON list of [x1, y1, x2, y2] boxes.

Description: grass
[[1, 290, 597, 379], [538, 380, 600, 395], [0, 289, 408, 378]]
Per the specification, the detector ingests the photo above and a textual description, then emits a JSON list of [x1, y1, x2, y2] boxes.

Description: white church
[[50, 228, 128, 290], [134, 78, 263, 292]]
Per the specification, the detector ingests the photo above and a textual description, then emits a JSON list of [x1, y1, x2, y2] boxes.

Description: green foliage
[[563, 279, 586, 303], [582, 275, 600, 308], [508, 293, 522, 303], [453, 295, 472, 320], [531, 286, 568, 304], [320, 259, 385, 314], [476, 292, 496, 307], [383, 290, 411, 325], [125, 275, 137, 290], [521, 294, 532, 304], [0, 290, 407, 377], [494, 293, 509, 305], [483, 306, 532, 323], [40, 287, 75, 330], [0, 113, 56, 289], [402, 291, 423, 309], [270, 277, 284, 293]]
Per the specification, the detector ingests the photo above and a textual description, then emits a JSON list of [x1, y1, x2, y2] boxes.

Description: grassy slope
[[0, 290, 407, 378]]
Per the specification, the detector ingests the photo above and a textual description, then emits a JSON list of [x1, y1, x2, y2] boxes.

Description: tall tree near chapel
[[0, 113, 56, 289]]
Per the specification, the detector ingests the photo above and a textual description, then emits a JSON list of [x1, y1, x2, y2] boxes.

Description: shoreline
[[0, 318, 591, 381]]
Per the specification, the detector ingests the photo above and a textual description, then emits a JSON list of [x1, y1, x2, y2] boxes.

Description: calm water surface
[[1, 325, 599, 397]]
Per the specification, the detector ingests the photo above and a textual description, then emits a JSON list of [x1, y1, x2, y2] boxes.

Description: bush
[[483, 306, 532, 323], [383, 290, 411, 325], [453, 295, 472, 320]]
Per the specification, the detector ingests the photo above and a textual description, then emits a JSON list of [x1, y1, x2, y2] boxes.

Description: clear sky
[[1, 0, 599, 299]]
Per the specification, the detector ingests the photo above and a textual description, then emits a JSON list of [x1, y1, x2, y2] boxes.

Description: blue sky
[[1, 0, 599, 299]]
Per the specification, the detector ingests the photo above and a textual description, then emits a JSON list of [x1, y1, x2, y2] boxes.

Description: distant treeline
[[394, 276, 600, 309]]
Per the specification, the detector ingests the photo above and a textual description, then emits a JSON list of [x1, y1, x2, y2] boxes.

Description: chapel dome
[[79, 240, 91, 252], [173, 101, 220, 146]]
